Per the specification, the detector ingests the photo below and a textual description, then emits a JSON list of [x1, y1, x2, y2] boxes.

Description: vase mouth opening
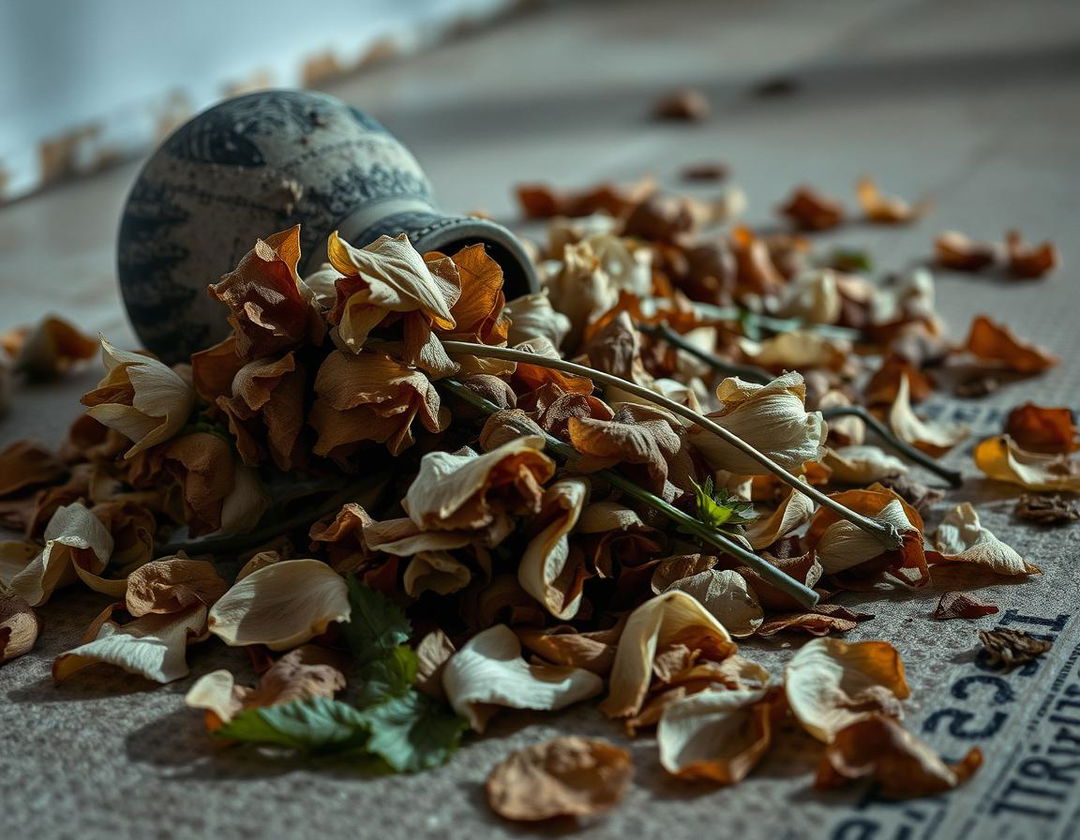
[[420, 217, 539, 302]]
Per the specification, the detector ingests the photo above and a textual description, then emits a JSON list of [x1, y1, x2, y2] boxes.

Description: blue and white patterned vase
[[117, 89, 538, 362]]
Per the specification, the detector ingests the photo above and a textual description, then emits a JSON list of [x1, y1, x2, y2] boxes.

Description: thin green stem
[[439, 340, 902, 551], [635, 321, 772, 384], [440, 378, 820, 607], [691, 302, 862, 341], [821, 405, 964, 488]]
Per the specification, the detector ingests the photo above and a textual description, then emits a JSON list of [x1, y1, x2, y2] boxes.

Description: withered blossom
[[978, 628, 1052, 669], [1014, 493, 1080, 525], [778, 186, 844, 232]]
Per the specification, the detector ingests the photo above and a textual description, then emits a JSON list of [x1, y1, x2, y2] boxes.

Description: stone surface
[[1, 0, 1079, 837]]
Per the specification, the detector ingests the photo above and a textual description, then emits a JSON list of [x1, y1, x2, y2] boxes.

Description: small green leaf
[[689, 477, 758, 530], [214, 696, 369, 752], [354, 644, 419, 708], [344, 578, 411, 664], [359, 691, 468, 773], [825, 248, 873, 273]]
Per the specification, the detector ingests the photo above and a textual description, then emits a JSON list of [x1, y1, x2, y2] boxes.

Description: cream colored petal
[[691, 373, 826, 475], [9, 503, 113, 606], [973, 435, 1080, 492], [518, 479, 589, 620], [741, 330, 850, 371], [53, 604, 207, 683], [815, 498, 912, 575], [91, 338, 196, 457], [745, 479, 815, 550], [208, 559, 350, 651], [504, 291, 572, 349], [575, 501, 645, 534], [185, 669, 244, 725], [403, 551, 473, 597], [823, 445, 908, 485], [932, 502, 1040, 576], [785, 637, 910, 743], [818, 390, 864, 445], [442, 624, 603, 732], [218, 464, 270, 535], [889, 375, 968, 456], [600, 590, 736, 719], [657, 687, 776, 783], [661, 570, 764, 638], [775, 269, 842, 324]]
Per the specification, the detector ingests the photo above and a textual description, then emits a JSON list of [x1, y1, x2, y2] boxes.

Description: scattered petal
[[888, 374, 968, 455], [935, 231, 999, 272], [0, 592, 41, 665], [519, 478, 590, 619], [932, 592, 998, 621], [1006, 229, 1058, 279], [930, 503, 1040, 576], [966, 315, 1058, 375], [973, 436, 1080, 492], [661, 569, 763, 637], [1014, 492, 1080, 525], [856, 177, 930, 224], [978, 628, 1052, 669], [823, 445, 908, 485], [779, 186, 844, 231], [1004, 403, 1076, 454]]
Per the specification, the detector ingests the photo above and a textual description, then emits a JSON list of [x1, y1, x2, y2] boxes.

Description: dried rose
[[978, 628, 1051, 669], [0, 592, 40, 665]]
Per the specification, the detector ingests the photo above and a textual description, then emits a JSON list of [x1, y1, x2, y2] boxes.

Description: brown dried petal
[[978, 628, 1052, 670], [125, 556, 228, 616], [569, 402, 680, 492], [1004, 403, 1077, 454], [932, 592, 998, 621], [779, 186, 844, 232], [4, 315, 97, 380], [1006, 229, 1059, 279], [0, 592, 41, 664], [966, 315, 1059, 374], [1015, 493, 1080, 525], [0, 441, 66, 497], [816, 714, 981, 798], [935, 231, 999, 272]]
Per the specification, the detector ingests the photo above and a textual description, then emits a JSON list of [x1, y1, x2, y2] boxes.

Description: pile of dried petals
[[0, 166, 1065, 820]]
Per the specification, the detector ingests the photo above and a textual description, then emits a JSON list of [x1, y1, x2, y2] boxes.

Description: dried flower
[[935, 231, 998, 271], [973, 435, 1080, 492], [779, 186, 844, 232], [978, 628, 1052, 669], [1014, 493, 1080, 524], [932, 592, 998, 620]]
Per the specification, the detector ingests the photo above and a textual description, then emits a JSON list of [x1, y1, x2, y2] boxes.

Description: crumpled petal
[[823, 445, 908, 485], [742, 330, 850, 372], [208, 559, 350, 651], [600, 590, 737, 718], [816, 714, 981, 798], [504, 291, 572, 350], [856, 177, 930, 224], [966, 315, 1059, 374], [785, 637, 910, 742], [82, 338, 196, 458], [661, 570, 763, 637], [0, 592, 41, 665], [888, 374, 968, 456], [486, 736, 633, 821], [745, 481, 815, 550], [0, 440, 66, 497], [3, 502, 113, 606], [125, 555, 229, 615], [53, 604, 209, 683], [691, 373, 826, 475], [442, 624, 603, 732], [1004, 403, 1077, 454], [403, 551, 473, 597], [973, 435, 1080, 492], [2, 314, 98, 380], [657, 687, 784, 784], [519, 478, 590, 619], [403, 438, 554, 533], [930, 502, 1040, 576]]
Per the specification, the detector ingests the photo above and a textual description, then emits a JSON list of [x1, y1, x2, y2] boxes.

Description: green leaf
[[344, 577, 411, 664], [214, 696, 369, 752], [690, 477, 758, 530], [825, 247, 873, 273], [354, 644, 419, 708], [359, 690, 468, 773]]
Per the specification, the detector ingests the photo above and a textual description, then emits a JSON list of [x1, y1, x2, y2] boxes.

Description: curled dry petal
[[516, 176, 656, 220], [0, 592, 41, 665], [600, 590, 737, 719], [328, 232, 456, 348], [816, 714, 981, 798], [0, 440, 66, 497], [1006, 229, 1059, 279], [310, 350, 448, 460], [53, 605, 209, 683], [125, 556, 229, 616], [442, 624, 603, 732], [742, 330, 849, 372], [779, 186, 844, 231], [889, 374, 968, 456], [965, 315, 1059, 374], [932, 591, 998, 621], [436, 243, 510, 349], [691, 372, 826, 475], [185, 645, 347, 729], [504, 291, 572, 349], [519, 478, 590, 619], [3, 502, 113, 606], [930, 502, 1040, 576], [542, 241, 620, 350], [856, 177, 930, 224], [1004, 403, 1077, 454], [517, 623, 623, 677], [2, 314, 98, 380], [785, 637, 910, 742], [657, 687, 784, 784], [661, 570, 763, 638], [403, 551, 472, 597], [403, 438, 554, 533], [568, 402, 681, 492], [486, 736, 633, 822], [823, 445, 908, 485], [208, 559, 350, 651], [81, 338, 196, 458], [973, 436, 1080, 492], [415, 629, 456, 700], [935, 231, 999, 271], [208, 225, 323, 360], [218, 352, 305, 470]]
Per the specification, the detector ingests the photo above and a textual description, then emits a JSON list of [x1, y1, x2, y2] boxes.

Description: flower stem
[[634, 321, 772, 384], [439, 340, 903, 551], [821, 405, 964, 488], [440, 377, 820, 607], [690, 302, 862, 341]]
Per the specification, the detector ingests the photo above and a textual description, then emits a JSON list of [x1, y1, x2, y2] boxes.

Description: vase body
[[117, 89, 537, 362]]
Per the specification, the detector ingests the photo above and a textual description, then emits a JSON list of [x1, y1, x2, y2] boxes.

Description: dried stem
[[439, 340, 903, 550], [635, 321, 772, 384], [690, 302, 862, 342], [440, 377, 820, 607], [821, 405, 964, 488]]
